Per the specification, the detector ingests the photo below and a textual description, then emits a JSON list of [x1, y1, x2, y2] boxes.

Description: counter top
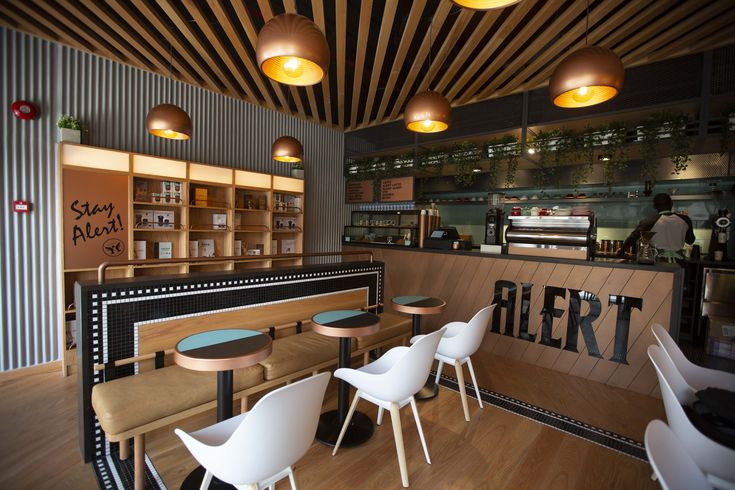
[[343, 242, 682, 272]]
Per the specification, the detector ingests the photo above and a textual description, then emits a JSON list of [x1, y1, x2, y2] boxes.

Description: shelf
[[234, 208, 271, 212], [189, 227, 230, 232], [273, 229, 303, 234], [347, 225, 418, 229], [189, 204, 230, 211], [235, 229, 271, 233], [272, 210, 302, 215], [418, 193, 729, 206], [133, 201, 184, 207], [133, 228, 186, 232], [133, 263, 188, 269]]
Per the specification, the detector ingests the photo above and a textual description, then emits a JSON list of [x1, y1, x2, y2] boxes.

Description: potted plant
[[57, 114, 82, 143], [291, 162, 304, 179]]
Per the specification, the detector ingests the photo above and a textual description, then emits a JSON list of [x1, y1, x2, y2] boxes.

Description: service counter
[[344, 243, 684, 397]]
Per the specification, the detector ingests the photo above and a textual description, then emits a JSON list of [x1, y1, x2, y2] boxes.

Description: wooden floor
[[0, 350, 664, 489]]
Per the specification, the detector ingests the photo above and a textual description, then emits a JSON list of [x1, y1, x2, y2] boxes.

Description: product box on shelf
[[189, 241, 199, 258], [234, 213, 242, 230], [154, 242, 173, 259], [281, 239, 296, 254], [274, 216, 297, 230], [234, 240, 243, 256], [258, 195, 267, 210], [153, 210, 175, 229], [134, 240, 147, 260], [199, 239, 215, 258], [134, 180, 148, 201], [246, 249, 261, 256], [212, 213, 227, 230], [194, 188, 208, 207], [272, 239, 278, 254], [135, 210, 154, 229]]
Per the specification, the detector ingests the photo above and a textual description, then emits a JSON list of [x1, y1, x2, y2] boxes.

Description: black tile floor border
[[93, 450, 166, 490], [435, 372, 648, 463]]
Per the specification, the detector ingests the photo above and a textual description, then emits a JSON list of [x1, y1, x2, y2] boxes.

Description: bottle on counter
[[419, 209, 428, 248]]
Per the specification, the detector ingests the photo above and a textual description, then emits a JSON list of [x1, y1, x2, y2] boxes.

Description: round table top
[[391, 296, 446, 315], [311, 310, 380, 338], [174, 329, 272, 372]]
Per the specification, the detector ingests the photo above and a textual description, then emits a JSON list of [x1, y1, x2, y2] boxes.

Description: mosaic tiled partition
[[75, 261, 384, 462]]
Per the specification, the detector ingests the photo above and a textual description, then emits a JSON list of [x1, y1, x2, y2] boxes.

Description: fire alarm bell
[[13, 200, 31, 213]]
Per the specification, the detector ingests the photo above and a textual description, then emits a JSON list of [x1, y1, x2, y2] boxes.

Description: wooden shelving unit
[[58, 143, 305, 375]]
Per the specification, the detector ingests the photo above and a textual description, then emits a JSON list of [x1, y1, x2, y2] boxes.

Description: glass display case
[[343, 210, 421, 246]]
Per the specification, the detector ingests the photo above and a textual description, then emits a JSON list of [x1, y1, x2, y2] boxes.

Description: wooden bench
[[90, 290, 411, 489]]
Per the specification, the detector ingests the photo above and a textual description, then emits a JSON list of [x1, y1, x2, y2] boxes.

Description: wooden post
[[134, 434, 145, 490]]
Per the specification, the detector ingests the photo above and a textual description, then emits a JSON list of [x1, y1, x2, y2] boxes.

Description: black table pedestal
[[315, 337, 374, 447], [181, 370, 236, 489], [412, 314, 439, 401]]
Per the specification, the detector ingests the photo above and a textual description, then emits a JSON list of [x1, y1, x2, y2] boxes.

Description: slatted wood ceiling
[[1, 0, 734, 132]]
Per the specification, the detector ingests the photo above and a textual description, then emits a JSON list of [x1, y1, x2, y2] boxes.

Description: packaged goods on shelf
[[272, 239, 278, 254], [234, 213, 242, 229], [153, 210, 175, 229], [134, 180, 148, 201], [194, 188, 208, 207], [189, 241, 199, 258], [199, 239, 215, 258], [246, 249, 261, 256], [135, 209, 154, 229], [134, 241, 147, 260], [234, 240, 242, 256], [281, 239, 296, 254], [258, 195, 267, 210], [212, 213, 227, 230], [154, 242, 173, 259]]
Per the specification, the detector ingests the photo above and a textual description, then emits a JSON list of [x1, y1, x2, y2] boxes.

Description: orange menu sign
[[63, 168, 129, 270], [380, 176, 414, 202], [346, 180, 374, 203]]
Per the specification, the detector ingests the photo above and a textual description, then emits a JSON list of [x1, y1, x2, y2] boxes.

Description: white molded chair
[[648, 345, 735, 490], [332, 327, 446, 488], [412, 305, 495, 421], [651, 323, 735, 391], [175, 372, 330, 490], [645, 419, 712, 490]]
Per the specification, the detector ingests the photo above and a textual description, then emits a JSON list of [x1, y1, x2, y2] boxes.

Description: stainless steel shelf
[[417, 193, 725, 206]]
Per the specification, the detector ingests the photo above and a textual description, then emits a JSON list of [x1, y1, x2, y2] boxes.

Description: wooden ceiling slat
[[109, 0, 210, 89], [360, 0, 398, 128], [152, 0, 243, 97], [386, 1, 454, 123], [349, 0, 374, 130], [336, 0, 347, 129], [55, 0, 158, 73], [311, 0, 333, 127], [180, 0, 264, 106], [417, 8, 476, 93], [662, 28, 735, 61], [0, 5, 59, 43], [473, 0, 588, 102], [594, 1, 673, 50], [440, 0, 537, 98], [207, 1, 278, 111], [373, 0, 427, 125], [283, 0, 321, 123], [498, 0, 627, 98], [229, 2, 290, 113]]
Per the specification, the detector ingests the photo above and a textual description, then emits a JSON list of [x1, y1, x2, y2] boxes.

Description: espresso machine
[[708, 209, 731, 261], [485, 193, 505, 246]]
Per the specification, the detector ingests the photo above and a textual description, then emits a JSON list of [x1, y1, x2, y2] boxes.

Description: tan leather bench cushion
[[259, 330, 340, 380], [92, 364, 263, 436], [356, 312, 412, 350]]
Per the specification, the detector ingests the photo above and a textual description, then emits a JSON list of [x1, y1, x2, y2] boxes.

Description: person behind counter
[[620, 193, 695, 258]]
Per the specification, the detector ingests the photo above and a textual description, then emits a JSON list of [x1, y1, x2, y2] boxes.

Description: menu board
[[63, 168, 129, 269], [380, 176, 414, 202], [345, 180, 374, 203]]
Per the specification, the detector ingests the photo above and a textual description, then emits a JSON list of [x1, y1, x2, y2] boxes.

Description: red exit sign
[[13, 200, 31, 213]]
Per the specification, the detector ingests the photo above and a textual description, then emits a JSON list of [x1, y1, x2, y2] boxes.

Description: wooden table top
[[311, 310, 380, 338], [174, 329, 272, 372], [391, 296, 446, 315]]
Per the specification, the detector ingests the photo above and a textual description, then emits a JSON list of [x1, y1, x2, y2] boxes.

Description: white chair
[[412, 305, 495, 422], [332, 327, 446, 488], [645, 419, 712, 490], [175, 372, 330, 490], [651, 323, 735, 391], [648, 345, 735, 490]]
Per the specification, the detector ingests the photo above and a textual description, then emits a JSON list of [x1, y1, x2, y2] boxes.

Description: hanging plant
[[660, 111, 690, 175], [601, 121, 628, 191], [721, 104, 735, 155], [417, 146, 445, 175], [570, 128, 597, 191], [638, 113, 662, 183], [487, 134, 518, 190], [504, 145, 520, 189], [450, 142, 482, 188], [531, 130, 563, 190]]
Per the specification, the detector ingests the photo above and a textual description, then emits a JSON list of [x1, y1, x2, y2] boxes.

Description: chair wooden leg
[[199, 470, 213, 490], [466, 358, 483, 409], [332, 391, 361, 456], [455, 360, 470, 422], [288, 466, 297, 489], [389, 403, 409, 487], [434, 360, 444, 385], [134, 434, 145, 490], [240, 395, 249, 413], [409, 397, 431, 465], [363, 352, 369, 365], [119, 438, 130, 460]]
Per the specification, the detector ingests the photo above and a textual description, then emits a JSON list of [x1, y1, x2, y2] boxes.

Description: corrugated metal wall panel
[[0, 27, 348, 371]]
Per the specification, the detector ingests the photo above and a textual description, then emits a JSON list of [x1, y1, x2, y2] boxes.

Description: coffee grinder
[[485, 192, 505, 245], [708, 209, 731, 261]]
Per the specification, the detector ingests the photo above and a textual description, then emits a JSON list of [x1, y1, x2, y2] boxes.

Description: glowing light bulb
[[164, 129, 175, 136], [527, 148, 536, 155], [571, 85, 595, 103], [422, 120, 434, 130], [282, 57, 304, 78], [578, 86, 588, 95]]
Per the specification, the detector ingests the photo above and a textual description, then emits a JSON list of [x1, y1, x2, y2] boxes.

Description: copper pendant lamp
[[549, 1, 623, 108], [272, 136, 303, 163], [451, 0, 522, 10], [404, 91, 452, 133], [146, 104, 192, 140], [256, 13, 329, 86]]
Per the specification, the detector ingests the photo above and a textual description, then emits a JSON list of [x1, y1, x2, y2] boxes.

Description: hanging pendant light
[[256, 13, 329, 86], [405, 15, 451, 133], [272, 136, 303, 163], [146, 44, 192, 140], [451, 0, 522, 10], [549, 1, 624, 108], [404, 91, 452, 133]]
